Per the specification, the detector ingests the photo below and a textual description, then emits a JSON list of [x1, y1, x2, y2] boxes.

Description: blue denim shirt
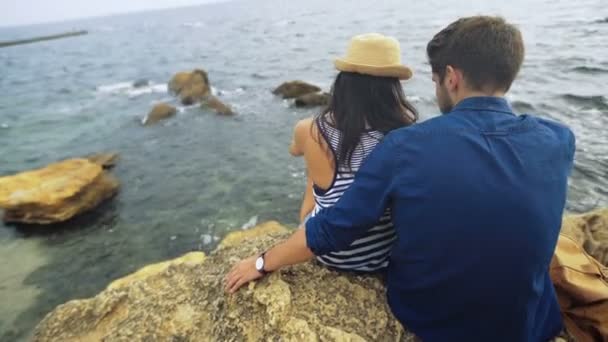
[[305, 97, 575, 342]]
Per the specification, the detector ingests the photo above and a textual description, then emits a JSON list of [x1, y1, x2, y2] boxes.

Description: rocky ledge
[[32, 209, 608, 341]]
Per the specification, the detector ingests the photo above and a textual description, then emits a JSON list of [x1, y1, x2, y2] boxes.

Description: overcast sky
[[0, 0, 219, 27]]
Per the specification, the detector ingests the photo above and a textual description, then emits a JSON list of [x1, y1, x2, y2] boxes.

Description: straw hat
[[335, 33, 413, 80]]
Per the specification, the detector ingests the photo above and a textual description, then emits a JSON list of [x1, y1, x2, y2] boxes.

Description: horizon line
[[0, 0, 231, 29]]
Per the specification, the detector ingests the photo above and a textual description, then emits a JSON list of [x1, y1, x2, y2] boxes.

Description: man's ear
[[444, 65, 461, 92]]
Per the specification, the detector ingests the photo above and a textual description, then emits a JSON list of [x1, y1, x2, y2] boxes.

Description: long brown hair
[[315, 71, 418, 167]]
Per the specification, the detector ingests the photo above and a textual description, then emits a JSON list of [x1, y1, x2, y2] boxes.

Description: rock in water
[[32, 221, 415, 341], [201, 95, 235, 116], [168, 69, 211, 105], [273, 80, 322, 99], [560, 207, 608, 266], [295, 92, 330, 107], [0, 159, 119, 224], [132, 79, 150, 88], [143, 103, 177, 126], [85, 152, 119, 169]]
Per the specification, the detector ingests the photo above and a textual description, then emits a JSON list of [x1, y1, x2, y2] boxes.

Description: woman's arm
[[299, 176, 315, 222]]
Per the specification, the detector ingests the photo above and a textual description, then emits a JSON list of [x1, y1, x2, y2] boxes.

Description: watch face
[[255, 257, 264, 271]]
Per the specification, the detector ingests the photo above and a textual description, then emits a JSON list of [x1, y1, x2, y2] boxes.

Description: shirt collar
[[450, 96, 515, 116]]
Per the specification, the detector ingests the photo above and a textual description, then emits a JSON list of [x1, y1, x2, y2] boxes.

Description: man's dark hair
[[426, 16, 525, 92]]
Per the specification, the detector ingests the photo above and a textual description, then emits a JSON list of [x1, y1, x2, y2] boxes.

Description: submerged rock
[[143, 103, 177, 126], [0, 159, 119, 224], [132, 79, 150, 88], [85, 152, 119, 169], [295, 92, 330, 107], [169, 69, 211, 105], [273, 80, 321, 99], [32, 221, 414, 341], [201, 95, 235, 116]]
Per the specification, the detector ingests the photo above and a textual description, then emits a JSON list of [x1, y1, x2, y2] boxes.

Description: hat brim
[[335, 58, 413, 80]]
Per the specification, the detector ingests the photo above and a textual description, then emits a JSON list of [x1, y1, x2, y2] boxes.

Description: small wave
[[96, 26, 116, 32], [216, 87, 245, 97], [406, 95, 424, 103], [1, 123, 9, 129], [96, 81, 167, 98], [580, 108, 604, 115], [562, 94, 608, 110], [241, 216, 259, 230], [182, 22, 204, 28], [199, 234, 220, 245], [594, 17, 608, 24], [96, 82, 132, 93], [251, 73, 269, 80], [511, 100, 535, 113], [273, 20, 296, 27], [128, 84, 167, 98], [569, 66, 608, 74], [291, 171, 305, 178]]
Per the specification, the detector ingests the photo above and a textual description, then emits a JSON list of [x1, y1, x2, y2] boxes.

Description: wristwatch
[[255, 251, 270, 275]]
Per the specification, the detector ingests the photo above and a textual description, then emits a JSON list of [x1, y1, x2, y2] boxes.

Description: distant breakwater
[[0, 30, 88, 48]]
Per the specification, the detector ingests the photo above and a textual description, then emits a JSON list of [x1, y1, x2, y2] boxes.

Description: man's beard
[[437, 84, 453, 114]]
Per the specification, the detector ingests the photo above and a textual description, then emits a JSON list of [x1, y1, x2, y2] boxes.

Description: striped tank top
[[311, 119, 396, 272]]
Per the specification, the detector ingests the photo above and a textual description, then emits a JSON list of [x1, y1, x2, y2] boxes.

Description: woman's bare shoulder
[[293, 117, 317, 141], [294, 117, 314, 131]]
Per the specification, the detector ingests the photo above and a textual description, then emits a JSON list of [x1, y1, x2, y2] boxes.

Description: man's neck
[[454, 90, 506, 105]]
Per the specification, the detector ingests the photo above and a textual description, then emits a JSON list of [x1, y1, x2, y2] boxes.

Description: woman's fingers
[[225, 260, 243, 284], [225, 267, 237, 282], [230, 277, 247, 294], [225, 273, 240, 292]]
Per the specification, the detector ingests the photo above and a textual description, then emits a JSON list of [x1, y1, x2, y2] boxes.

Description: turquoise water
[[1, 0, 607, 340]]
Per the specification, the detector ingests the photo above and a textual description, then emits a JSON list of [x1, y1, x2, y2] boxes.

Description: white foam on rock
[[96, 81, 168, 98], [241, 216, 259, 230]]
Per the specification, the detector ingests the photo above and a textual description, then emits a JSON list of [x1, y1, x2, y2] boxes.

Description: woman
[[226, 33, 417, 290]]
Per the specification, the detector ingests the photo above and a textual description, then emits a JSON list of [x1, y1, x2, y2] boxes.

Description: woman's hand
[[224, 255, 263, 294]]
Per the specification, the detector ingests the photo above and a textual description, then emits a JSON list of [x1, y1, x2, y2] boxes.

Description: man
[[226, 16, 575, 342]]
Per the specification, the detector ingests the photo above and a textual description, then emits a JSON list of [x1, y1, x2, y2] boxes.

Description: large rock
[[201, 95, 235, 116], [0, 159, 119, 224], [169, 69, 211, 105], [273, 80, 321, 99], [33, 209, 607, 341], [32, 221, 414, 341], [143, 103, 178, 126], [295, 92, 330, 108], [560, 207, 608, 266]]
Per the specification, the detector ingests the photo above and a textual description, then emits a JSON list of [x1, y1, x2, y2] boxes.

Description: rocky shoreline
[[31, 209, 607, 341]]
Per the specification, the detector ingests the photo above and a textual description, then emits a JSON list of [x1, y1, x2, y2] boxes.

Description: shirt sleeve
[[305, 133, 398, 255]]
